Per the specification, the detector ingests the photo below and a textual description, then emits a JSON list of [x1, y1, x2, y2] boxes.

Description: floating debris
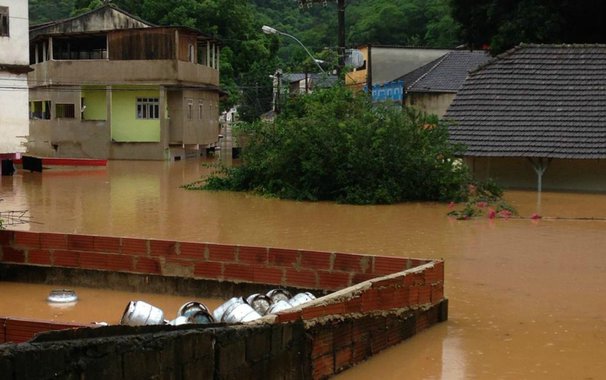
[[120, 301, 165, 326], [288, 292, 316, 307], [266, 289, 292, 304], [119, 289, 316, 327], [245, 293, 272, 315], [221, 299, 261, 323], [47, 289, 78, 304], [266, 300, 292, 314]]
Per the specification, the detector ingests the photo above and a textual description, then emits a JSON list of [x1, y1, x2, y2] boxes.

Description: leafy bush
[[189, 86, 479, 205], [447, 181, 516, 220]]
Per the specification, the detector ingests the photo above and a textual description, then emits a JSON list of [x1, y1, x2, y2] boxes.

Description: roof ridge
[[469, 43, 606, 77], [407, 52, 450, 90], [30, 3, 155, 31]]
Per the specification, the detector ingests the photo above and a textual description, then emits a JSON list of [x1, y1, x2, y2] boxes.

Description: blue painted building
[[363, 80, 404, 103]]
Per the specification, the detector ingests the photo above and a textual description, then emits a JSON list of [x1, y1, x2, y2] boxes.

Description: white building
[[0, 0, 29, 162]]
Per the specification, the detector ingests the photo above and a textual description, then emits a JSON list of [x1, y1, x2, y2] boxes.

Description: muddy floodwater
[[0, 282, 223, 325], [1, 159, 606, 379]]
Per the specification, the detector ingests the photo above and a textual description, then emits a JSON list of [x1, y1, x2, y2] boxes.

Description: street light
[[261, 25, 326, 74]]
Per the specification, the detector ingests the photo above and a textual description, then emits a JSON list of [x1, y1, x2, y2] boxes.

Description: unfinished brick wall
[[0, 230, 447, 379], [0, 230, 432, 291], [0, 318, 87, 344]]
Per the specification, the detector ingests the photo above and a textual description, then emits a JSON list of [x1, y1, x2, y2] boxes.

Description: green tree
[[190, 86, 473, 204], [452, 0, 606, 54], [29, 0, 74, 24], [347, 0, 460, 47]]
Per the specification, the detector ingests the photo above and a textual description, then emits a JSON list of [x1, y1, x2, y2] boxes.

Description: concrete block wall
[[0, 323, 308, 380], [0, 230, 447, 379]]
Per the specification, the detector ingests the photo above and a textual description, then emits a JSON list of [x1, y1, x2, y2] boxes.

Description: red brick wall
[[0, 230, 447, 379], [0, 230, 433, 291], [0, 317, 86, 344]]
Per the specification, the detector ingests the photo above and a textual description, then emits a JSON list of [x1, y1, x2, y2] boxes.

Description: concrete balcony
[[28, 59, 219, 87]]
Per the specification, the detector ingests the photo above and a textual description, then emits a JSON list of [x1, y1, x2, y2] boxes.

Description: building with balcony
[[27, 4, 221, 160], [0, 0, 30, 170]]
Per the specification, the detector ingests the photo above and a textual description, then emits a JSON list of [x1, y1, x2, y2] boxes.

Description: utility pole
[[275, 70, 281, 113], [337, 0, 345, 74], [366, 44, 372, 94], [296, 0, 347, 75]]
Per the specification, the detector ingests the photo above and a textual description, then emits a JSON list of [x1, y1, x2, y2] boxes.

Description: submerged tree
[[186, 86, 476, 205]]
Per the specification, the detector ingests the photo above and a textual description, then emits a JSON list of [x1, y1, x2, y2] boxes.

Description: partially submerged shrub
[[447, 180, 517, 220], [189, 86, 496, 205]]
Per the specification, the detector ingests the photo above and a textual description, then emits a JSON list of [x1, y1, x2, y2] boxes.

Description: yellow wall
[[345, 46, 369, 90], [82, 87, 107, 121], [111, 87, 160, 142], [468, 157, 606, 192]]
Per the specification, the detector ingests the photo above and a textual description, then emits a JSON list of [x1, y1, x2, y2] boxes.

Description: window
[[187, 100, 193, 120], [136, 98, 159, 119], [56, 104, 75, 118], [30, 101, 51, 120], [198, 101, 203, 119], [0, 7, 8, 37], [53, 35, 107, 60]]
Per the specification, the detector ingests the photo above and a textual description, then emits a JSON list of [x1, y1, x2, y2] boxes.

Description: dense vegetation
[[452, 0, 606, 54], [29, 0, 460, 120], [187, 86, 473, 204]]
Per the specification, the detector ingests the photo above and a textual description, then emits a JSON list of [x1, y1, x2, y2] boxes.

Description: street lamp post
[[261, 25, 326, 74]]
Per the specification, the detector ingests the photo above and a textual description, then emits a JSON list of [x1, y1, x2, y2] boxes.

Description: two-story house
[[0, 0, 30, 173], [27, 4, 221, 160]]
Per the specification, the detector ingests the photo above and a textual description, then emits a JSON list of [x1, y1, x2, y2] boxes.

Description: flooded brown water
[[1, 159, 606, 379], [0, 282, 223, 325]]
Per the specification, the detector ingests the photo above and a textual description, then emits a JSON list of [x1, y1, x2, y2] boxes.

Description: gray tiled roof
[[283, 73, 338, 87], [445, 44, 606, 159], [399, 50, 490, 92]]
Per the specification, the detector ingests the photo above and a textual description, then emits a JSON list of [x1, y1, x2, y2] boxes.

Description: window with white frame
[[136, 98, 159, 119], [0, 7, 9, 37]]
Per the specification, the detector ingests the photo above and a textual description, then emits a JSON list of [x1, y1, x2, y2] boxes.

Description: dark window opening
[[0, 7, 9, 37], [30, 41, 49, 64], [198, 43, 207, 65], [53, 35, 107, 60], [187, 100, 193, 120], [30, 101, 51, 120], [56, 104, 75, 118]]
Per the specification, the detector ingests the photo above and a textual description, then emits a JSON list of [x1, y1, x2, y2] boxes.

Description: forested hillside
[[28, 0, 461, 119], [28, 0, 606, 117], [30, 0, 461, 51]]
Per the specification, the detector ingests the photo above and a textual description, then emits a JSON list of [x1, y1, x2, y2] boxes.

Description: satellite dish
[[345, 49, 365, 69]]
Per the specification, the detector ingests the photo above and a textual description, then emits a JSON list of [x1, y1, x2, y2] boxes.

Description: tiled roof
[[445, 44, 606, 159], [283, 73, 338, 88], [399, 50, 490, 92]]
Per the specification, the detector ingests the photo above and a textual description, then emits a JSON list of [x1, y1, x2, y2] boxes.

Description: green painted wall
[[111, 87, 160, 142], [82, 87, 107, 121]]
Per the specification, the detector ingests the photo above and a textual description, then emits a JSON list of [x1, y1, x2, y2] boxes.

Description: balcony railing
[[28, 59, 219, 87]]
